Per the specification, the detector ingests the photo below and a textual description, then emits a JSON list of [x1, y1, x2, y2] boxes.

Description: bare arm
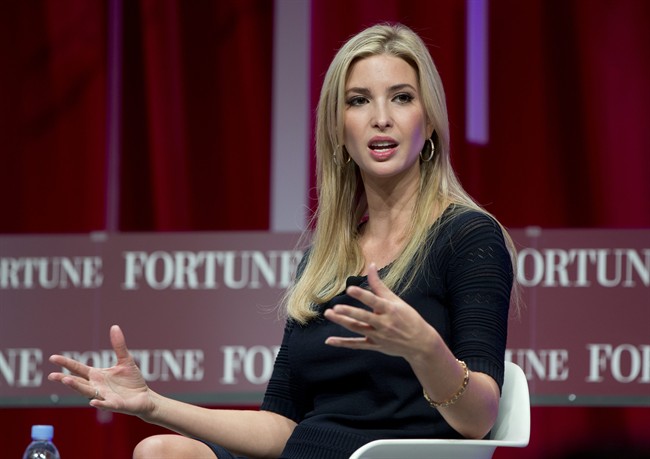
[[404, 327, 499, 439], [140, 395, 295, 458], [48, 325, 295, 458]]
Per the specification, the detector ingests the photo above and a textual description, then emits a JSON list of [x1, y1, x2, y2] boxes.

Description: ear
[[427, 127, 437, 144], [426, 120, 435, 140]]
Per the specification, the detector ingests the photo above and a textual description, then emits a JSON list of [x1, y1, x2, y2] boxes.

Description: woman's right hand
[[48, 325, 154, 418]]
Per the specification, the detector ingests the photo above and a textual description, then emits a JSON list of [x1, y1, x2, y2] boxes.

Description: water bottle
[[22, 425, 61, 459]]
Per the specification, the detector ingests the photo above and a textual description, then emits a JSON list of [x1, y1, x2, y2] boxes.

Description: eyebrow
[[345, 83, 417, 95]]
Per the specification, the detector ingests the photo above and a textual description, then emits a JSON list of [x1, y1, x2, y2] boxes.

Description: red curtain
[[1, 1, 649, 458], [309, 0, 650, 230], [118, 0, 273, 231], [0, 0, 272, 234], [0, 0, 107, 233], [483, 0, 650, 229]]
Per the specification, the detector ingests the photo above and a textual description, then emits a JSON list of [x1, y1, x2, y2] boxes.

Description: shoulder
[[436, 205, 504, 244], [429, 205, 512, 274]]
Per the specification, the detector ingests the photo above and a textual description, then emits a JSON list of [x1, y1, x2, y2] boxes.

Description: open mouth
[[369, 141, 398, 152]]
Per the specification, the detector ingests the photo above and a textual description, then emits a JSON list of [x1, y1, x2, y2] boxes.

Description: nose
[[371, 102, 393, 130]]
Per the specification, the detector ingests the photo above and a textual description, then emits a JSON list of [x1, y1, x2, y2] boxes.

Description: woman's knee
[[133, 434, 215, 459]]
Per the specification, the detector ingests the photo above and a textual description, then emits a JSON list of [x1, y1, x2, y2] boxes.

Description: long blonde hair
[[283, 23, 516, 323]]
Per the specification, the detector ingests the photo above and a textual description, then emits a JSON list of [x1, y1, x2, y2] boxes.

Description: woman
[[49, 23, 515, 458]]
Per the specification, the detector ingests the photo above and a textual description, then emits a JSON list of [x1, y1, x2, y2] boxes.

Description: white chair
[[349, 361, 530, 459]]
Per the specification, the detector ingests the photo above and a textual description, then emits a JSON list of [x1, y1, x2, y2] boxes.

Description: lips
[[368, 137, 398, 160], [369, 140, 398, 151]]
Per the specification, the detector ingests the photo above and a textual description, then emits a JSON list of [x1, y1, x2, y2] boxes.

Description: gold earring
[[420, 138, 435, 162]]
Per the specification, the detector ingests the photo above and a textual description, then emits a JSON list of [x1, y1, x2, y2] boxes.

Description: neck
[[361, 176, 419, 240]]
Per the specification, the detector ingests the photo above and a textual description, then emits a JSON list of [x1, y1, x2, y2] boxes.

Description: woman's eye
[[347, 96, 368, 106], [394, 93, 414, 104]]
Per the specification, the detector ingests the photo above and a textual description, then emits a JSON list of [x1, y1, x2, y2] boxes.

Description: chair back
[[489, 361, 531, 445], [349, 361, 531, 458]]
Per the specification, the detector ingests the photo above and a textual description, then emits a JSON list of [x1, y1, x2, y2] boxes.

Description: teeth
[[370, 142, 396, 151]]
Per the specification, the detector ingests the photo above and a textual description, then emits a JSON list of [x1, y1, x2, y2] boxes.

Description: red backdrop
[[1, 0, 649, 457]]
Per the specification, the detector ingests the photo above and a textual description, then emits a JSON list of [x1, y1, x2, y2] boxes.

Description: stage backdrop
[[2, 228, 648, 408], [1, 1, 650, 458]]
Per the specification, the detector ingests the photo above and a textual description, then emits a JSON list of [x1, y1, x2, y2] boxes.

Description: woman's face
[[343, 54, 432, 184]]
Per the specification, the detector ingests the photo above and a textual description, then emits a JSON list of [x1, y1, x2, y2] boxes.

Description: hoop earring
[[420, 138, 435, 162], [334, 144, 351, 165]]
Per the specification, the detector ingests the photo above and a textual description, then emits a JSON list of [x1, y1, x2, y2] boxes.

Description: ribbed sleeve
[[442, 210, 513, 389], [260, 321, 306, 423]]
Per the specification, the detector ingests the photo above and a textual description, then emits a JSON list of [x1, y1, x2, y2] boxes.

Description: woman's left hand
[[324, 263, 438, 361]]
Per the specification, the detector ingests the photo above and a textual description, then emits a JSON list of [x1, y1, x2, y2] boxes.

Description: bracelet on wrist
[[423, 359, 469, 408]]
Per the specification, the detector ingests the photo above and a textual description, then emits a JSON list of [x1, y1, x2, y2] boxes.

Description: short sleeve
[[260, 320, 307, 423], [444, 212, 513, 390]]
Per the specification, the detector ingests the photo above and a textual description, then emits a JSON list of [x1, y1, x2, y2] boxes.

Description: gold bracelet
[[423, 359, 469, 408]]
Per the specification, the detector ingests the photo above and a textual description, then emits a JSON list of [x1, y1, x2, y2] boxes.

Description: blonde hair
[[283, 23, 516, 323]]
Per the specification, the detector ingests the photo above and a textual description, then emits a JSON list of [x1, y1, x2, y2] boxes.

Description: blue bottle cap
[[31, 425, 54, 440]]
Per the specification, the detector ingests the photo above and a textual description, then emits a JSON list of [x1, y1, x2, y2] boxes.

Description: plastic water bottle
[[22, 425, 61, 459]]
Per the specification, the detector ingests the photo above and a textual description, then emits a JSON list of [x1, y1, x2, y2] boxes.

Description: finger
[[365, 263, 394, 298], [345, 286, 385, 314], [324, 306, 375, 333], [345, 264, 397, 313], [325, 336, 376, 349], [47, 372, 66, 383], [49, 354, 92, 379], [110, 325, 131, 362], [56, 374, 96, 398], [89, 398, 112, 410]]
